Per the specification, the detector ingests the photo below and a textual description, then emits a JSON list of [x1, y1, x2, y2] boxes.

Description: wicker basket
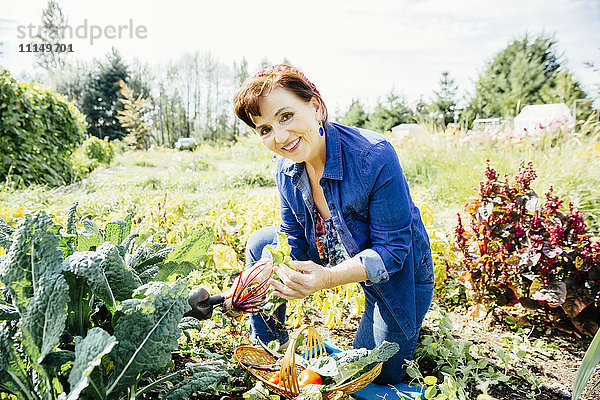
[[234, 325, 383, 400]]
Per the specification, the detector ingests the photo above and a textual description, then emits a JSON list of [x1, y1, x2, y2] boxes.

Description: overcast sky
[[1, 0, 599, 112]]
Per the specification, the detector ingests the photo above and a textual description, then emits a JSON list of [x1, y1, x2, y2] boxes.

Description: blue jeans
[[246, 226, 433, 385], [355, 280, 432, 384]]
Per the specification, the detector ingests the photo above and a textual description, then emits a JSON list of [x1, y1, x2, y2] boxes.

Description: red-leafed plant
[[455, 160, 600, 333]]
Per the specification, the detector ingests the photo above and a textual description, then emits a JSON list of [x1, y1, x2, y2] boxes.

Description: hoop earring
[[271, 153, 277, 163]]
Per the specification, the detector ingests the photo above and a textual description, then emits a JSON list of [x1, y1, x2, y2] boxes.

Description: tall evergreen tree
[[174, 89, 189, 142], [340, 99, 369, 128], [163, 63, 190, 141], [82, 48, 129, 140], [429, 71, 458, 127], [365, 91, 413, 133], [163, 86, 185, 145], [176, 53, 198, 138], [467, 34, 586, 120], [541, 69, 587, 107]]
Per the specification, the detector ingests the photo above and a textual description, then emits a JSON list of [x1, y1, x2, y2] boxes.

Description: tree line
[[15, 0, 595, 147], [38, 45, 253, 147], [343, 35, 590, 131]]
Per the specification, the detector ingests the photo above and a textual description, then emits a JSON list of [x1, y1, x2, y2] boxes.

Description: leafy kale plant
[[0, 207, 227, 400]]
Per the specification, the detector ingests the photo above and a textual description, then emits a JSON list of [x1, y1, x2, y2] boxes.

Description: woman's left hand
[[269, 260, 332, 300]]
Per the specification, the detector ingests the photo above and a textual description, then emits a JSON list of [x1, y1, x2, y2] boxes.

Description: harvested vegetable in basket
[[306, 341, 400, 386]]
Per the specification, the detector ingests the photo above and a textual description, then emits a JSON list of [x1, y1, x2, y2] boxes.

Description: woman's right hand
[[269, 260, 331, 300]]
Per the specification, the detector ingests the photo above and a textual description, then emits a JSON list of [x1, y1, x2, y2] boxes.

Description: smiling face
[[251, 87, 326, 167]]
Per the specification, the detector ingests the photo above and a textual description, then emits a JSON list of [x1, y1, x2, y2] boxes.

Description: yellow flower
[[14, 206, 24, 219]]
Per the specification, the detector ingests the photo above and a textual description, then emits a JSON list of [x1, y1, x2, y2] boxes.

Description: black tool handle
[[208, 294, 225, 306], [185, 288, 224, 321]]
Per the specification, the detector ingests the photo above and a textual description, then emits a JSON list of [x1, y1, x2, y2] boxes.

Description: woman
[[232, 65, 433, 385]]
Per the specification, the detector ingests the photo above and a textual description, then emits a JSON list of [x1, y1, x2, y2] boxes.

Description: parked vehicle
[[175, 137, 197, 151]]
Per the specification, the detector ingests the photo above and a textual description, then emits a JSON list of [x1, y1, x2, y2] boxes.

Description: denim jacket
[[271, 121, 433, 340]]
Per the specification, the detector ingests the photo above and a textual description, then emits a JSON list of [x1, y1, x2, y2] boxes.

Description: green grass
[[0, 135, 278, 228], [391, 129, 600, 234]]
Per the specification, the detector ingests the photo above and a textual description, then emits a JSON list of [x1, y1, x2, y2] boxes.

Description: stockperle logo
[[16, 19, 147, 45]]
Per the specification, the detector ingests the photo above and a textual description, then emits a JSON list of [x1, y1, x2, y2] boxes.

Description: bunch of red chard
[[229, 232, 293, 316]]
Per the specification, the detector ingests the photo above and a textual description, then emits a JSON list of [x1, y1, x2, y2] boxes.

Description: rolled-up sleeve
[[353, 248, 388, 285], [361, 140, 413, 281]]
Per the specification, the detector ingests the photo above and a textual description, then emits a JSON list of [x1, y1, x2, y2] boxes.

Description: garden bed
[[1, 134, 598, 400], [149, 304, 595, 400]]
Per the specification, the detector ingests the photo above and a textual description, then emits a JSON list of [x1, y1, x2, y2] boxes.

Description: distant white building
[[472, 118, 501, 132], [390, 123, 427, 138], [513, 103, 572, 135]]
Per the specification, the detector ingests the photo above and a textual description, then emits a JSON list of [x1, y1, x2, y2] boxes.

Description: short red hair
[[233, 65, 328, 129]]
